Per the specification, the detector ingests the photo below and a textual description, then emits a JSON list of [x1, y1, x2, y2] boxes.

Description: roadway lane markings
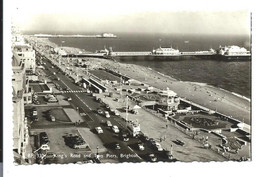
[[60, 78, 93, 112], [60, 80, 71, 90], [60, 90, 86, 94], [127, 146, 142, 160], [75, 94, 92, 111], [113, 119, 125, 128]]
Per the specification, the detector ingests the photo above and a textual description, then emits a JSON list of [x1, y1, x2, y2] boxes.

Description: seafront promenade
[[97, 60, 251, 125], [27, 36, 250, 126]]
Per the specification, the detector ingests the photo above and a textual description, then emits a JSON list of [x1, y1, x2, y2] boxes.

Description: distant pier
[[32, 33, 117, 38], [61, 45, 251, 60]]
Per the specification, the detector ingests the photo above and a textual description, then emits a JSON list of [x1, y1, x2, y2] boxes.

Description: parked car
[[32, 115, 39, 121], [39, 132, 50, 145], [45, 94, 58, 102], [113, 98, 119, 102], [33, 100, 41, 105], [148, 154, 157, 162], [49, 115, 56, 122], [40, 132, 48, 140], [112, 125, 120, 133], [104, 111, 110, 118], [64, 135, 88, 149], [97, 109, 103, 115], [97, 98, 103, 103], [176, 139, 185, 146], [40, 144, 50, 151], [114, 110, 120, 116], [154, 142, 163, 151], [32, 107, 37, 116], [163, 151, 177, 161], [67, 97, 72, 101], [95, 127, 104, 134], [105, 104, 110, 109]]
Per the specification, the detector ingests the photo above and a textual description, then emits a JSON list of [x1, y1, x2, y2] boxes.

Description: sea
[[45, 32, 251, 98]]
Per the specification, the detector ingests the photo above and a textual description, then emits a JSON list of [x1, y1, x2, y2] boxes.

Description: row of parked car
[[31, 107, 39, 121], [39, 132, 50, 151]]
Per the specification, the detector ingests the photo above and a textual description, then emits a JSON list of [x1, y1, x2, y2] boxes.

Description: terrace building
[[12, 56, 30, 163], [12, 43, 36, 73]]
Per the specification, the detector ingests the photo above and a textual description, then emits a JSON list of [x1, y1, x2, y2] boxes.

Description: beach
[[82, 58, 250, 124]]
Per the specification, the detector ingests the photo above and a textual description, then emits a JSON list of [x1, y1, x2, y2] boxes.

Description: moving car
[[119, 131, 129, 142], [95, 127, 104, 134], [106, 120, 112, 127], [114, 143, 121, 150], [137, 143, 145, 151], [112, 125, 119, 133]]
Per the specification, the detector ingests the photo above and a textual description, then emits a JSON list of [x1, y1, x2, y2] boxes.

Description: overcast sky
[[10, 0, 251, 35]]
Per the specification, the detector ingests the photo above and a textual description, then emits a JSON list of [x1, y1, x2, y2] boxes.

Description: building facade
[[12, 62, 30, 162], [152, 47, 180, 55], [12, 44, 36, 73], [157, 88, 180, 111]]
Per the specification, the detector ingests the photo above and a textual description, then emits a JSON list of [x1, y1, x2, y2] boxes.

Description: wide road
[[41, 56, 167, 162]]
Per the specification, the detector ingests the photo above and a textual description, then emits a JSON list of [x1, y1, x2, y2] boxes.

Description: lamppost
[[125, 96, 129, 126], [96, 146, 99, 159]]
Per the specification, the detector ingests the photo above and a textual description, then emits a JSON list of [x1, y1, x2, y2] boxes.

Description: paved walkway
[[63, 108, 84, 123], [78, 128, 106, 153]]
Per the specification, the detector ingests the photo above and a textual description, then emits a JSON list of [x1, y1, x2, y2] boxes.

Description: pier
[[63, 51, 215, 58]]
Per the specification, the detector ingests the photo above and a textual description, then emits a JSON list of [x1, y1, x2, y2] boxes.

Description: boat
[[96, 33, 117, 38]]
